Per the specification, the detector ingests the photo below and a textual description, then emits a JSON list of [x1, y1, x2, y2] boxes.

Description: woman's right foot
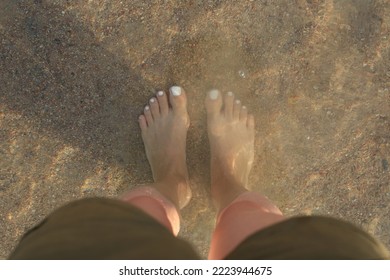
[[205, 90, 255, 211]]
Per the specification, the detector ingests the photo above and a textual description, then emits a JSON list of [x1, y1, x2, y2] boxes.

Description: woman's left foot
[[138, 86, 192, 208]]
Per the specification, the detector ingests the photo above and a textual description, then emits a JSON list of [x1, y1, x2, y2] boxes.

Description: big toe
[[205, 89, 222, 118], [169, 86, 187, 114]]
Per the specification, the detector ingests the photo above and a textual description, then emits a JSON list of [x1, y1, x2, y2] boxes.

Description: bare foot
[[139, 86, 192, 209], [205, 90, 255, 211]]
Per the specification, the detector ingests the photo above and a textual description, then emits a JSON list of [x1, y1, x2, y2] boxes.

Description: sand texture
[[0, 0, 389, 259]]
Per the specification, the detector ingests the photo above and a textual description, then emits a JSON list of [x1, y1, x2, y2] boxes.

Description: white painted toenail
[[227, 91, 233, 96], [236, 100, 241, 104], [157, 91, 164, 96], [242, 106, 247, 109], [145, 106, 150, 111], [150, 98, 155, 103], [209, 89, 219, 100], [171, 86, 182, 96]]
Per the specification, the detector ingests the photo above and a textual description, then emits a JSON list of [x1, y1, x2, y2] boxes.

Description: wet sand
[[0, 0, 389, 259]]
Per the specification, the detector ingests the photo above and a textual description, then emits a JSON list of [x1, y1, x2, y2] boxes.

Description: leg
[[9, 86, 197, 259], [205, 90, 389, 260], [209, 192, 285, 259], [205, 90, 285, 259], [120, 86, 192, 236]]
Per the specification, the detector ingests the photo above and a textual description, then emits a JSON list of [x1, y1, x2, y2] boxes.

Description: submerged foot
[[139, 86, 192, 209], [205, 90, 255, 210]]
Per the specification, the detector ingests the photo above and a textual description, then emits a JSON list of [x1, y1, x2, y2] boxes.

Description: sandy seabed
[[0, 0, 389, 259]]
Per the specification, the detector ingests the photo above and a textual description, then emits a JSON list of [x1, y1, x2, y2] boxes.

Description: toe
[[169, 86, 187, 114], [205, 89, 223, 118], [233, 99, 241, 120], [240, 105, 248, 122], [139, 115, 147, 131], [149, 97, 160, 119], [224, 92, 234, 120], [157, 90, 169, 116], [144, 105, 153, 125], [248, 114, 255, 130]]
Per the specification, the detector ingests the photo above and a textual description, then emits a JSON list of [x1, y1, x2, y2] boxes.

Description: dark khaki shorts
[[9, 198, 389, 260]]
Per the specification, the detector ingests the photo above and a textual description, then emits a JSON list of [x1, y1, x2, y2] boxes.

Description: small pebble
[[382, 159, 388, 171]]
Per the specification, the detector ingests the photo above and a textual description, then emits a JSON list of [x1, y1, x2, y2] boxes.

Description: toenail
[[145, 105, 150, 111], [209, 89, 219, 100], [170, 86, 182, 96], [150, 98, 155, 103], [157, 91, 164, 96], [227, 91, 233, 96], [235, 100, 241, 104], [242, 106, 247, 109]]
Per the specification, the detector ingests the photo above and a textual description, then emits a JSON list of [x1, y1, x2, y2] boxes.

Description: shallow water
[[0, 0, 389, 259]]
